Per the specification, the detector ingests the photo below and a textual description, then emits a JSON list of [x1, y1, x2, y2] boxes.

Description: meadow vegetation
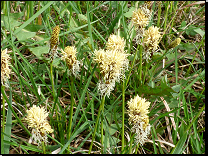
[[1, 1, 205, 154]]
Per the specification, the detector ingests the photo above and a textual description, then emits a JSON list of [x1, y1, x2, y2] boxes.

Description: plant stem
[[175, 49, 178, 85], [139, 44, 143, 83], [129, 133, 133, 154], [50, 61, 55, 98], [101, 97, 104, 153], [122, 75, 125, 152], [42, 141, 46, 154], [101, 96, 105, 153], [157, 1, 162, 27], [68, 76, 74, 151], [88, 96, 105, 154], [135, 144, 139, 154]]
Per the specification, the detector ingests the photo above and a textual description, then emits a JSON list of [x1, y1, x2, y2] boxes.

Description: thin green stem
[[157, 1, 162, 27], [101, 97, 104, 153], [163, 1, 169, 31], [175, 49, 178, 85], [101, 96, 105, 153], [139, 44, 143, 83], [129, 133, 133, 154], [88, 96, 105, 154], [50, 61, 55, 98], [68, 76, 74, 151], [42, 141, 46, 154], [122, 75, 125, 152], [135, 144, 139, 154]]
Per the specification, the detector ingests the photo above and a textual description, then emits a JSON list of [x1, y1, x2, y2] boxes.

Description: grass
[[1, 1, 205, 154]]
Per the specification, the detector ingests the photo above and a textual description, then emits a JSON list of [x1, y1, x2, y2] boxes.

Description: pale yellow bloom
[[93, 49, 129, 97], [61, 46, 80, 77], [132, 5, 152, 46], [132, 8, 149, 29], [25, 105, 53, 146], [143, 26, 161, 51], [106, 34, 125, 52], [127, 95, 151, 145], [1, 48, 11, 88]]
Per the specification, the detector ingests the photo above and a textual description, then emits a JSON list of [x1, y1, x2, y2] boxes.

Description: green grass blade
[[3, 90, 12, 154], [171, 131, 188, 154]]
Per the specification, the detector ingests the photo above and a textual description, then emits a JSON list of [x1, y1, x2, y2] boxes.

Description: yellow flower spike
[[1, 48, 11, 88], [93, 49, 129, 97], [61, 46, 80, 77], [143, 26, 161, 51], [127, 95, 151, 145], [132, 8, 149, 29], [50, 25, 60, 50], [25, 105, 53, 146], [168, 38, 181, 49], [132, 4, 152, 47]]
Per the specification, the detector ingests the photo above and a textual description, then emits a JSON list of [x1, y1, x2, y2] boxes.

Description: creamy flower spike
[[1, 48, 11, 88], [25, 105, 53, 146], [93, 49, 129, 97], [106, 34, 125, 52], [143, 26, 161, 51], [61, 46, 80, 77], [132, 5, 152, 46], [132, 8, 149, 29], [127, 95, 151, 145]]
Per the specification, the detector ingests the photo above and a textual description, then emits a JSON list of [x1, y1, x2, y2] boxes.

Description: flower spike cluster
[[127, 95, 151, 145], [1, 48, 11, 88], [61, 46, 80, 77], [132, 2, 161, 62], [25, 105, 53, 146], [93, 34, 129, 97], [132, 2, 152, 44]]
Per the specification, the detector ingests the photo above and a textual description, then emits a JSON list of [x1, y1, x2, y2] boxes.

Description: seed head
[[25, 105, 53, 146], [143, 26, 161, 51], [61, 46, 80, 77], [127, 95, 151, 145], [132, 8, 149, 29], [1, 48, 11, 88], [93, 49, 129, 97], [50, 25, 60, 50]]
